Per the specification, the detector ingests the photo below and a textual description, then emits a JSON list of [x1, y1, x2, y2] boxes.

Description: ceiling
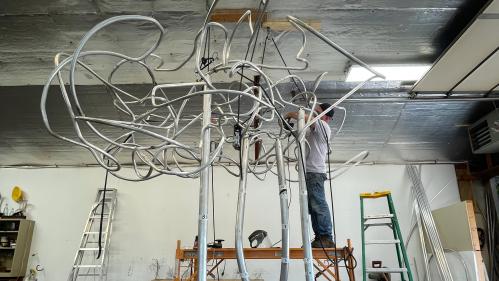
[[0, 0, 488, 85], [413, 0, 499, 93], [0, 0, 495, 166]]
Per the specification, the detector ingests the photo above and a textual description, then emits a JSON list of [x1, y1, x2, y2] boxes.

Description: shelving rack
[[0, 218, 35, 279]]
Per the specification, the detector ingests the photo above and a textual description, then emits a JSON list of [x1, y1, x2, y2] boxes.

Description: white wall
[[0, 164, 460, 281]]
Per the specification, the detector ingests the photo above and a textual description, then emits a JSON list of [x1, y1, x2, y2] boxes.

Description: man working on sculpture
[[285, 103, 335, 248]]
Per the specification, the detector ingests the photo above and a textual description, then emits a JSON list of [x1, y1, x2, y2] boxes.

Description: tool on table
[[248, 230, 271, 248], [208, 239, 224, 248]]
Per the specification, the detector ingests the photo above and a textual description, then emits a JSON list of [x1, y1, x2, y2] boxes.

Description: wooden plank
[[455, 164, 474, 201], [458, 180, 474, 201], [263, 19, 321, 31], [465, 201, 481, 251], [314, 263, 334, 281], [465, 201, 485, 281], [210, 9, 267, 22], [315, 258, 338, 280], [178, 247, 348, 260]]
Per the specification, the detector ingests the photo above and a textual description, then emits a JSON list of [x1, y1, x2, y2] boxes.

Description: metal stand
[[174, 240, 356, 281], [297, 108, 315, 281], [196, 92, 211, 281], [69, 188, 117, 281]]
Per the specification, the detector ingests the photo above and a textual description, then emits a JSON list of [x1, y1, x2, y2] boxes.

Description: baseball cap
[[319, 103, 335, 117]]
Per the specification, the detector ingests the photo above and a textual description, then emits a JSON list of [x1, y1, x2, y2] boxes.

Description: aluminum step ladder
[[69, 188, 117, 281], [360, 191, 413, 281]]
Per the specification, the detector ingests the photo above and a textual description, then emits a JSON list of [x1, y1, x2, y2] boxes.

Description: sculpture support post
[[275, 139, 290, 281], [297, 108, 315, 281], [197, 92, 211, 281], [235, 136, 250, 281]]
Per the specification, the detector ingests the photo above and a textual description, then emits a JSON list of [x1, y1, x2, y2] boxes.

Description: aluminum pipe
[[235, 136, 250, 281], [275, 139, 290, 281], [196, 92, 212, 281], [297, 109, 315, 281]]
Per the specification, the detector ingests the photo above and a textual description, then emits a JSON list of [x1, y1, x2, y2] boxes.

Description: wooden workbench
[[174, 240, 356, 281]]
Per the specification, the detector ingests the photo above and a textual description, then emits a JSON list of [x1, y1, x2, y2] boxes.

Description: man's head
[[315, 103, 334, 123]]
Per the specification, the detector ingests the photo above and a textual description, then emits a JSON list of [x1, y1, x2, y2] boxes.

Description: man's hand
[[284, 111, 316, 129], [285, 112, 298, 120]]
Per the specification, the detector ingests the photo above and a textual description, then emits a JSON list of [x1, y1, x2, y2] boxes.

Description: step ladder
[[360, 191, 413, 281], [69, 188, 117, 281]]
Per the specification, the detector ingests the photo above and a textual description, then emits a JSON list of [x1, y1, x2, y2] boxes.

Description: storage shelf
[[0, 219, 34, 278]]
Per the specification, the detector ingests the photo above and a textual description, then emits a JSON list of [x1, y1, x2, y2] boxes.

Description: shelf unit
[[0, 218, 34, 278]]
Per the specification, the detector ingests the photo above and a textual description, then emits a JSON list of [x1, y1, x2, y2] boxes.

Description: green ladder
[[360, 191, 413, 281]]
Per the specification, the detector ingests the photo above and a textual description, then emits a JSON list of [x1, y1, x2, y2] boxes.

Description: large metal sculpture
[[41, 1, 383, 280]]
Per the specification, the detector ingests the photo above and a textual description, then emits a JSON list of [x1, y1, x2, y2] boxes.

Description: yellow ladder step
[[360, 191, 391, 198]]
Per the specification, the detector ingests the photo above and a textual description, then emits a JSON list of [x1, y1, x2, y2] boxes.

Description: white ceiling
[[413, 0, 499, 93], [486, 0, 499, 12]]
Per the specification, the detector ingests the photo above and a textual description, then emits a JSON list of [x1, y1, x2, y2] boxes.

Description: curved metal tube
[[287, 16, 385, 79], [275, 139, 290, 281], [235, 136, 250, 281]]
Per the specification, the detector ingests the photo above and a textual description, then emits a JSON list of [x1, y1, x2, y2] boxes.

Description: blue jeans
[[306, 172, 333, 240]]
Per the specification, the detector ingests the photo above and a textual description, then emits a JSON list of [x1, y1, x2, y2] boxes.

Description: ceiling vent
[[469, 109, 499, 154]]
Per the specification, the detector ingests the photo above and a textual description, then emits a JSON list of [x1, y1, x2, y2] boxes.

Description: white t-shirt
[[305, 119, 331, 173]]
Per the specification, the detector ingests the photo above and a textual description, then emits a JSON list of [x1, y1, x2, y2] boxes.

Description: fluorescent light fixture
[[345, 65, 431, 82]]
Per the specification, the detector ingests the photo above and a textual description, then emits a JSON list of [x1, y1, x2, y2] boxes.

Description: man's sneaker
[[311, 236, 336, 248]]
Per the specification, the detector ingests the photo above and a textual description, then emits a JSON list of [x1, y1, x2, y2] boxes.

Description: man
[[285, 103, 335, 248]]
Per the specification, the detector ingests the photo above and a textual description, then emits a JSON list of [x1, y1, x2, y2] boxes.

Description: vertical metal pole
[[360, 197, 367, 281], [235, 136, 250, 281], [489, 177, 499, 223], [297, 108, 315, 281], [406, 165, 453, 281], [414, 202, 431, 281], [276, 139, 290, 281], [197, 92, 211, 281]]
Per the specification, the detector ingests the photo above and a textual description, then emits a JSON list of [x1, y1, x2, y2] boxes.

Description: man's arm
[[285, 111, 316, 129]]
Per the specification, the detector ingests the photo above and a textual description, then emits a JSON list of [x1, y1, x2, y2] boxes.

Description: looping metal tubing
[[40, 1, 387, 280], [41, 13, 375, 181]]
